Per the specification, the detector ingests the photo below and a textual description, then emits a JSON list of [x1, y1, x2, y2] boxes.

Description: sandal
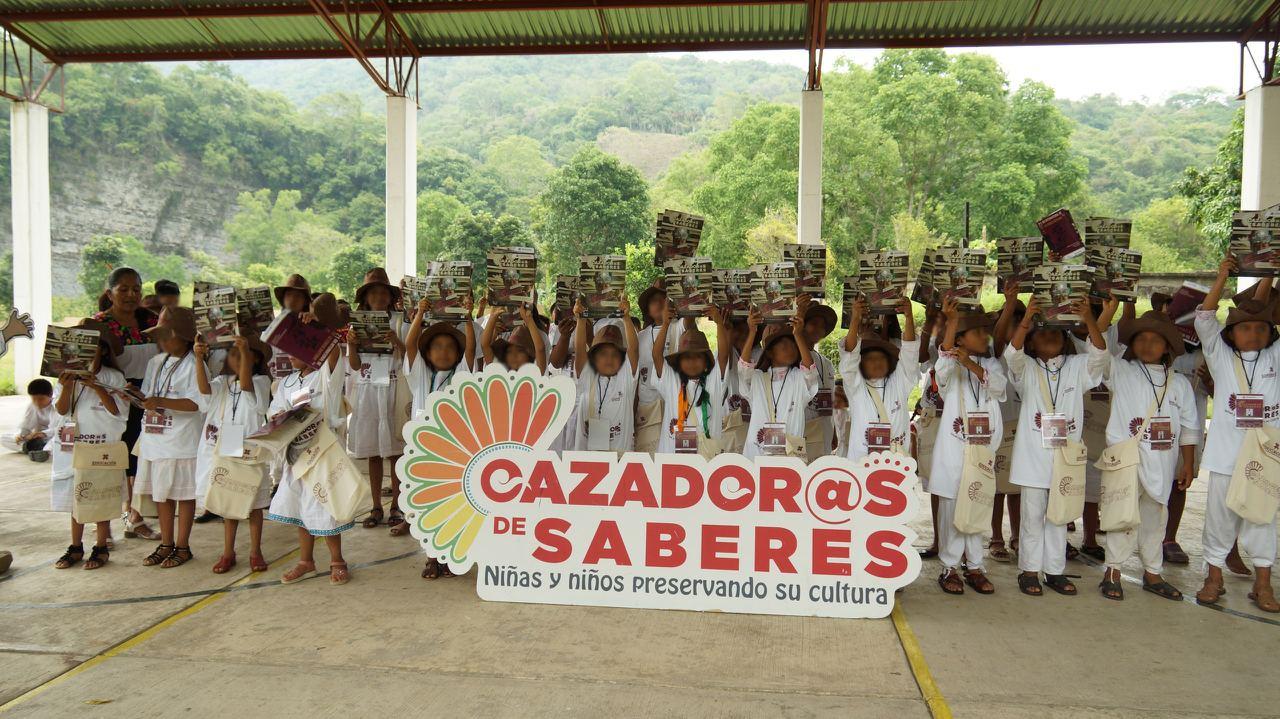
[[281, 560, 317, 584], [330, 561, 350, 585], [212, 554, 237, 574], [362, 507, 384, 529], [249, 553, 269, 573], [918, 547, 938, 560], [964, 570, 995, 594], [1080, 544, 1106, 562], [937, 570, 965, 595], [160, 546, 193, 569], [440, 563, 455, 578], [126, 520, 159, 541], [1065, 543, 1080, 561], [987, 541, 1013, 563], [1099, 571, 1124, 601], [1196, 579, 1225, 605], [83, 545, 110, 571], [1044, 574, 1079, 596], [422, 558, 442, 580], [1226, 550, 1253, 577], [54, 544, 84, 569], [1248, 586, 1280, 613], [142, 543, 174, 567], [1162, 540, 1189, 565], [1142, 578, 1183, 602], [389, 511, 410, 537], [1018, 572, 1043, 596]]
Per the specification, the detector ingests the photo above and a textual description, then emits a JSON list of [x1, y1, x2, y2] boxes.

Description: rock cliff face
[[0, 153, 246, 294]]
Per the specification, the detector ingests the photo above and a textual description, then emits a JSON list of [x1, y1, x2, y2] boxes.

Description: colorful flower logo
[[396, 365, 575, 571]]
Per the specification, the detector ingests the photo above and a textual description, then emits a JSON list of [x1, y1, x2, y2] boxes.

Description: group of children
[[26, 257, 1279, 612]]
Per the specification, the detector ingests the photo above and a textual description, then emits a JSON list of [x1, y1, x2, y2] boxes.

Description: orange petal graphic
[[487, 377, 511, 442], [417, 430, 472, 466], [407, 461, 463, 482], [437, 402, 481, 455], [409, 481, 461, 507], [462, 384, 494, 447], [510, 380, 534, 439], [523, 391, 560, 445]]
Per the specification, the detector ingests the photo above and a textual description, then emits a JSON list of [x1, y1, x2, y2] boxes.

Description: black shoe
[[28, 450, 50, 463], [194, 511, 221, 524]]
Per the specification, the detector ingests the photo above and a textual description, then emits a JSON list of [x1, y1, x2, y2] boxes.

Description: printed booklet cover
[[1082, 217, 1133, 248], [783, 243, 827, 299], [236, 285, 274, 334], [856, 251, 909, 314], [487, 246, 538, 306], [935, 247, 987, 308], [655, 209, 705, 265], [910, 251, 937, 305], [663, 256, 714, 317], [1229, 209, 1280, 277], [193, 285, 239, 348], [578, 254, 627, 319], [41, 325, 100, 378], [1087, 245, 1142, 301], [348, 310, 393, 354], [425, 260, 473, 320], [1032, 263, 1092, 327], [996, 237, 1043, 292], [713, 269, 754, 316], [1037, 208, 1085, 259], [751, 262, 797, 323]]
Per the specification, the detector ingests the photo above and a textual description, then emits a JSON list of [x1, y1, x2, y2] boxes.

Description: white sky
[[688, 42, 1247, 102]]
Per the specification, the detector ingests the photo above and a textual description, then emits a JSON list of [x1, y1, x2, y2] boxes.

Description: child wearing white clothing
[[650, 303, 730, 456], [838, 297, 919, 460], [736, 306, 819, 460], [573, 296, 640, 452]]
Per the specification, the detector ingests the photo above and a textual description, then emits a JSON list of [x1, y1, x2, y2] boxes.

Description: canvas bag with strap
[[1038, 363, 1088, 526], [296, 422, 369, 524], [763, 367, 806, 458], [951, 382, 996, 534], [70, 440, 128, 524], [1227, 356, 1280, 524], [1094, 388, 1163, 532], [203, 391, 265, 520]]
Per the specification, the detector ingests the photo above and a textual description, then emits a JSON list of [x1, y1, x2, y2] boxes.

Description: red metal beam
[[1242, 0, 1280, 44], [0, 20, 63, 63]]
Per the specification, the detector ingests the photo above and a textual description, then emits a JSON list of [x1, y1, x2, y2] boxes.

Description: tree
[[440, 211, 534, 288], [532, 146, 650, 279], [79, 235, 128, 300], [482, 135, 553, 220], [624, 241, 663, 311], [277, 221, 350, 291], [744, 207, 796, 264], [225, 189, 309, 268], [417, 190, 471, 268], [1178, 108, 1244, 253], [329, 241, 386, 300], [1131, 196, 1212, 272]]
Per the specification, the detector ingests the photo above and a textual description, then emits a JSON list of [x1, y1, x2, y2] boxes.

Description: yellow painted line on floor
[[890, 604, 952, 719], [0, 548, 300, 715]]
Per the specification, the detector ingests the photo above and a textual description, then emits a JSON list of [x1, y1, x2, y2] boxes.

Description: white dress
[[839, 338, 921, 460], [346, 311, 406, 459], [266, 369, 352, 535], [135, 352, 208, 503], [927, 352, 1007, 500], [196, 374, 273, 509], [738, 360, 819, 460], [48, 367, 128, 512], [652, 361, 727, 454], [574, 361, 637, 452]]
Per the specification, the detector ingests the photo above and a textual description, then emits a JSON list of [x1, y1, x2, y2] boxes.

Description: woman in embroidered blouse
[[93, 267, 161, 541]]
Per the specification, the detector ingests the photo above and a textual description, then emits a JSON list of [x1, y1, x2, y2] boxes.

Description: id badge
[[1040, 413, 1068, 449], [1235, 394, 1265, 429], [143, 409, 171, 435], [290, 388, 313, 408], [364, 355, 392, 387], [760, 422, 787, 456], [587, 418, 612, 451], [965, 412, 992, 446], [812, 389, 834, 417], [674, 429, 699, 454], [866, 422, 892, 452], [1148, 417, 1174, 451], [58, 422, 76, 451], [218, 423, 246, 457]]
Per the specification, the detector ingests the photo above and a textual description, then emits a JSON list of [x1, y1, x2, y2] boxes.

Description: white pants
[[937, 497, 985, 572], [1018, 488, 1067, 575], [1104, 492, 1166, 574], [1203, 471, 1277, 571]]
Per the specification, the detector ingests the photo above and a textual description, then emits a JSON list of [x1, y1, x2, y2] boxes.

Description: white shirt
[[202, 374, 272, 450], [404, 355, 469, 419], [927, 352, 1007, 499], [723, 346, 762, 417], [270, 369, 327, 417], [804, 352, 837, 453], [49, 367, 128, 480], [1194, 307, 1280, 475], [1004, 342, 1108, 489], [1170, 346, 1209, 443], [137, 352, 208, 460], [636, 323, 684, 406], [653, 360, 726, 454], [738, 360, 819, 459], [839, 338, 921, 459], [18, 402, 52, 438], [1104, 357, 1201, 503], [575, 360, 637, 452]]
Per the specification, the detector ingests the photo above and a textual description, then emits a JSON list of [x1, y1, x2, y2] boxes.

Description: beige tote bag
[[71, 441, 128, 525], [296, 424, 369, 525], [1095, 395, 1162, 533], [1227, 426, 1280, 525], [953, 443, 996, 534]]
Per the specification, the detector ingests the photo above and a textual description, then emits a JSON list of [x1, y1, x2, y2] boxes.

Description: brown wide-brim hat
[[274, 274, 312, 308], [493, 326, 538, 364], [588, 324, 626, 359], [859, 335, 900, 374], [1024, 326, 1077, 359], [754, 324, 800, 370], [144, 306, 198, 344], [638, 285, 668, 327], [419, 321, 465, 360], [804, 303, 838, 339], [666, 328, 715, 372], [1229, 286, 1257, 307], [76, 318, 123, 358], [309, 292, 347, 329], [1222, 298, 1280, 349], [953, 308, 993, 334], [1149, 292, 1173, 311], [1118, 310, 1185, 361], [355, 267, 401, 306]]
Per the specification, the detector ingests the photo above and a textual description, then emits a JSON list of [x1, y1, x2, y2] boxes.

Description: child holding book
[[1004, 296, 1108, 597], [481, 304, 546, 374], [137, 307, 208, 569], [839, 296, 919, 459], [1192, 256, 1280, 612], [651, 300, 730, 456], [194, 334, 274, 574], [930, 300, 1007, 595], [800, 298, 839, 462], [346, 269, 408, 533], [574, 296, 640, 452], [721, 311, 759, 454], [50, 320, 126, 570], [989, 287, 1026, 562], [737, 305, 819, 460], [635, 283, 685, 454]]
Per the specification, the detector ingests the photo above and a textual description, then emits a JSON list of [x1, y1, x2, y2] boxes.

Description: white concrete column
[[385, 95, 418, 282], [797, 89, 824, 245], [1242, 85, 1280, 212], [10, 101, 52, 386]]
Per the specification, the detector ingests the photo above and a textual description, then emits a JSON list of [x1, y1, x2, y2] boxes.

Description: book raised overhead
[[910, 251, 937, 305], [578, 254, 627, 319], [1032, 263, 1092, 328], [553, 274, 577, 318], [713, 268, 754, 317], [424, 260, 473, 320], [935, 247, 987, 308], [348, 310, 393, 354], [856, 251, 909, 314], [260, 310, 340, 371], [783, 243, 827, 299], [193, 285, 239, 348], [1037, 208, 1085, 260], [1087, 245, 1142, 302], [663, 256, 714, 317], [1082, 217, 1133, 248], [1229, 208, 1280, 277], [486, 246, 538, 307], [655, 209, 704, 265], [236, 286, 274, 334], [996, 237, 1042, 292], [752, 262, 797, 324]]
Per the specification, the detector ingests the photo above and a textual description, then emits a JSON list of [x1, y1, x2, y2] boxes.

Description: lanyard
[[1137, 363, 1169, 413], [1234, 350, 1260, 392], [228, 381, 243, 422], [429, 368, 455, 392], [157, 355, 183, 398], [678, 381, 710, 437], [596, 376, 612, 416], [281, 372, 302, 392], [771, 367, 792, 421], [1035, 359, 1062, 411], [965, 366, 984, 408]]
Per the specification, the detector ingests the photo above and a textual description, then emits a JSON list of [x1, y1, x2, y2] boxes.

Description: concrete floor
[[0, 395, 1277, 718]]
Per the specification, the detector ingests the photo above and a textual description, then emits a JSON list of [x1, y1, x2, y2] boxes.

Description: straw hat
[[804, 303, 838, 339], [666, 328, 715, 373], [144, 306, 198, 344], [355, 267, 401, 306], [274, 274, 312, 307], [1118, 310, 1185, 361], [754, 324, 800, 370], [76, 318, 123, 358], [418, 321, 465, 360], [1222, 298, 1279, 349]]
